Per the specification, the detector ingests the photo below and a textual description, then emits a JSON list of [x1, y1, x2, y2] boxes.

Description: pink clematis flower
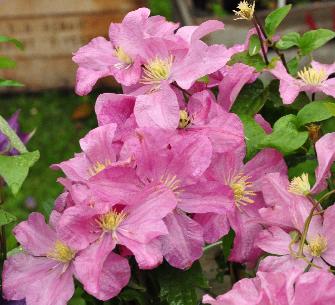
[[90, 130, 234, 269], [2, 212, 130, 305], [195, 147, 287, 265], [203, 269, 335, 305], [259, 204, 335, 272], [52, 123, 123, 182], [57, 182, 177, 300], [73, 8, 179, 95], [270, 60, 335, 104]]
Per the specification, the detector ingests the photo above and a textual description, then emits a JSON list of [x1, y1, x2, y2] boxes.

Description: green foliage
[[229, 51, 266, 72], [156, 262, 208, 305], [260, 115, 308, 155], [0, 115, 28, 154], [264, 4, 292, 38], [0, 56, 16, 69], [239, 115, 266, 160], [297, 100, 335, 127], [0, 79, 24, 87], [276, 32, 301, 50], [0, 151, 40, 195], [299, 29, 335, 55], [231, 79, 267, 117], [0, 35, 24, 50], [0, 209, 16, 226], [248, 35, 261, 56]]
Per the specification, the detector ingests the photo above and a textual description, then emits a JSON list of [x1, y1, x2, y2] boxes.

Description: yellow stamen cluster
[[97, 210, 127, 232], [288, 173, 311, 196], [233, 1, 255, 21], [47, 240, 75, 263], [160, 173, 182, 194], [308, 234, 328, 257], [141, 56, 173, 85], [114, 47, 133, 67], [230, 173, 256, 208], [179, 110, 191, 129], [297, 67, 327, 86], [88, 160, 111, 176]]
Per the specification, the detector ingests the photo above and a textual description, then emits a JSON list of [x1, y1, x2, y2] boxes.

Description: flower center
[[308, 234, 327, 257], [288, 173, 310, 196], [297, 67, 327, 86], [233, 1, 255, 20], [160, 173, 182, 194], [114, 47, 132, 67], [88, 160, 111, 176], [179, 110, 191, 129], [230, 173, 256, 208], [141, 56, 173, 85], [47, 240, 75, 263], [96, 210, 127, 232]]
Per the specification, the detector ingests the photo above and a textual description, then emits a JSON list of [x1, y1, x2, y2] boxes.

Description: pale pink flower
[[270, 60, 335, 104], [2, 212, 130, 304]]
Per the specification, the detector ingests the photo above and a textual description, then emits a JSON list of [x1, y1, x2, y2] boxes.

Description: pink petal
[[217, 63, 257, 111], [74, 234, 130, 301], [176, 20, 225, 44], [311, 60, 335, 77], [79, 124, 117, 164], [73, 37, 115, 96], [13, 213, 56, 256], [311, 132, 335, 194], [95, 93, 135, 126], [243, 148, 287, 191], [173, 41, 231, 89], [161, 210, 204, 269], [258, 255, 307, 273], [254, 114, 272, 134], [322, 78, 335, 98], [194, 213, 230, 243], [134, 83, 180, 129], [178, 182, 234, 214], [256, 227, 291, 255]]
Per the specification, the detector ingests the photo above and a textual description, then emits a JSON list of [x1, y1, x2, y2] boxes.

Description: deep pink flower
[[195, 147, 287, 265], [270, 60, 335, 104], [2, 213, 130, 304]]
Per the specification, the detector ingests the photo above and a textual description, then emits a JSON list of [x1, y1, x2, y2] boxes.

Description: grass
[[1, 91, 99, 249]]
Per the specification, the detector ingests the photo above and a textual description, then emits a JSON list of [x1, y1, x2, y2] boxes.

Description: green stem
[[297, 198, 320, 257], [203, 241, 222, 252], [319, 189, 335, 203]]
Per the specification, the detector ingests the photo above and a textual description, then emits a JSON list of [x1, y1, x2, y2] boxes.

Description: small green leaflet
[[0, 151, 40, 195], [0, 79, 24, 87], [0, 209, 17, 226], [264, 5, 292, 38], [0, 35, 24, 50]]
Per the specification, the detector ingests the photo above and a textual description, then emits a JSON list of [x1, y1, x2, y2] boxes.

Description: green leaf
[[156, 261, 208, 305], [228, 51, 266, 72], [239, 115, 266, 160], [0, 56, 16, 69], [260, 114, 308, 155], [7, 246, 23, 257], [0, 151, 40, 195], [197, 75, 209, 84], [119, 288, 148, 305], [265, 5, 292, 38], [299, 29, 335, 55], [231, 79, 267, 116], [287, 57, 299, 75], [297, 100, 335, 126], [221, 229, 235, 259], [248, 35, 261, 56], [0, 114, 27, 153], [0, 79, 24, 87], [276, 32, 300, 50], [0, 35, 24, 50], [0, 209, 17, 226]]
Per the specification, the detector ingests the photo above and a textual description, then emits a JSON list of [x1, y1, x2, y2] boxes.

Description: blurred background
[[0, 0, 334, 294], [0, 0, 335, 253]]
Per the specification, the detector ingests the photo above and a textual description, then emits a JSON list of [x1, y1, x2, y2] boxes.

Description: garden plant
[[1, 1, 335, 304]]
